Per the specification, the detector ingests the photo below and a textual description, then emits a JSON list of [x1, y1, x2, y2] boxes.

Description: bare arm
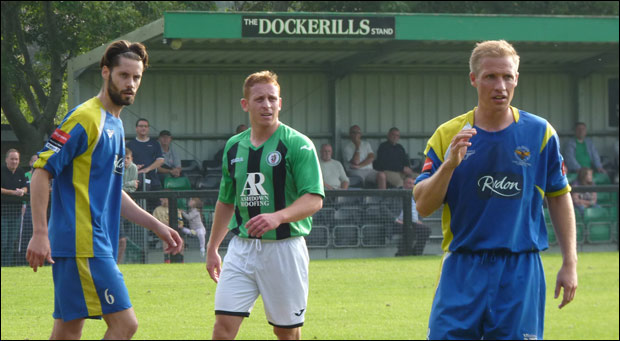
[[26, 168, 54, 272], [358, 152, 375, 168], [547, 193, 578, 309], [1, 186, 28, 196], [245, 193, 323, 238], [138, 158, 165, 173], [120, 191, 183, 255], [206, 200, 235, 283], [414, 128, 477, 217]]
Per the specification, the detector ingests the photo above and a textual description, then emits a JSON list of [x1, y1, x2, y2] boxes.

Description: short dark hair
[[159, 130, 171, 137], [100, 40, 149, 71], [575, 122, 586, 128], [136, 118, 149, 127]]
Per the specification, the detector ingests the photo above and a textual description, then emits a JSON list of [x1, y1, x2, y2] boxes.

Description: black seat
[[305, 225, 329, 248], [333, 225, 360, 247], [203, 160, 223, 176]]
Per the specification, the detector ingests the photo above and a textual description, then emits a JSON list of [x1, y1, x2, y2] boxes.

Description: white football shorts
[[214, 235, 309, 328]]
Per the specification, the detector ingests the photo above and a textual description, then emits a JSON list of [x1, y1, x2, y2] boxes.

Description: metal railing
[[2, 185, 617, 266]]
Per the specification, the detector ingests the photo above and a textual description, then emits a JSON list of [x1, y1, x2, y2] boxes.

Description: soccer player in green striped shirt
[[206, 71, 324, 340]]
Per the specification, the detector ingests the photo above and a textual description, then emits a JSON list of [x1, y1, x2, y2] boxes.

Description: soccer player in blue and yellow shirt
[[414, 40, 578, 340], [26, 40, 183, 340]]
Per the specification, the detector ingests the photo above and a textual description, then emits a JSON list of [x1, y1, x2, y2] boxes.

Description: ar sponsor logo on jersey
[[477, 172, 523, 199], [45, 128, 71, 153], [240, 172, 270, 207], [513, 145, 532, 167]]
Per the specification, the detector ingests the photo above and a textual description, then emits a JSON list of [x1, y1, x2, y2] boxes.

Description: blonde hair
[[469, 40, 520, 76], [243, 71, 280, 99]]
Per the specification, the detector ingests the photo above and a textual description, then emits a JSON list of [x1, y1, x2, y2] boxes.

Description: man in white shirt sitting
[[319, 143, 349, 190], [342, 125, 386, 189]]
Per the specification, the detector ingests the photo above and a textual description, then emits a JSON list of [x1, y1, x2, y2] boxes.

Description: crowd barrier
[[1, 185, 618, 266]]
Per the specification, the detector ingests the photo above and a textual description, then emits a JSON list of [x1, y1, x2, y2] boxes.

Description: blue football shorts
[[428, 251, 545, 340], [52, 257, 132, 322]]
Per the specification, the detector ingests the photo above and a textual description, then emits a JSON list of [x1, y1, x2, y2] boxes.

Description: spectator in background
[[123, 147, 139, 193], [180, 197, 207, 258], [118, 147, 140, 264], [126, 118, 164, 191], [570, 167, 598, 216], [395, 176, 430, 256], [214, 124, 248, 167], [319, 143, 349, 190], [157, 130, 182, 185], [342, 125, 386, 189], [153, 197, 184, 263], [236, 123, 248, 134], [564, 122, 605, 174], [374, 127, 415, 188], [1, 148, 28, 266], [25, 154, 38, 187]]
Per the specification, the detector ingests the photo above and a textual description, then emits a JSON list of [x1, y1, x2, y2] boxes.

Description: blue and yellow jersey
[[34, 97, 125, 259], [415, 107, 570, 253]]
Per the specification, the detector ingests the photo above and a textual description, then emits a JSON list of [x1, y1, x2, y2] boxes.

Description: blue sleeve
[[36, 124, 88, 178], [544, 133, 569, 194], [415, 148, 441, 185]]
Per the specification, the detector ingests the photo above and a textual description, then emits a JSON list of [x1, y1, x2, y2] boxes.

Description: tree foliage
[[232, 1, 618, 15], [1, 1, 617, 158], [1, 1, 215, 158]]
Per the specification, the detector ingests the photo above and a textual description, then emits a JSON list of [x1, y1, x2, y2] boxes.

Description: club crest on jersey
[[106, 129, 115, 138], [513, 146, 531, 167], [266, 151, 282, 166]]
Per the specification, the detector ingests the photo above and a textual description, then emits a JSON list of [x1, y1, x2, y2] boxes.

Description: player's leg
[[484, 252, 545, 340], [102, 307, 138, 339], [258, 237, 309, 340], [213, 236, 260, 339], [50, 318, 85, 340], [273, 326, 301, 340], [212, 315, 244, 340], [375, 170, 387, 189], [427, 252, 487, 340], [117, 236, 127, 264]]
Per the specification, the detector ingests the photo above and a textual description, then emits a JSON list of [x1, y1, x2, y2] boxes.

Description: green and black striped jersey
[[218, 123, 324, 240]]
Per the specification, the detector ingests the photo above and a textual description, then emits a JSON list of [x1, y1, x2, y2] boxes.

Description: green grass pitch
[[1, 252, 618, 339]]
